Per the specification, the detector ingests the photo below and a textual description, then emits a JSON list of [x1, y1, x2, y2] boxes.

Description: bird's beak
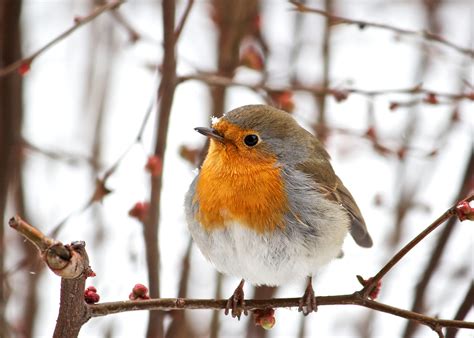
[[194, 127, 225, 143]]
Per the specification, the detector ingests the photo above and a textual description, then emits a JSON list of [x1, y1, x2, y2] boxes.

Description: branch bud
[[455, 201, 474, 221]]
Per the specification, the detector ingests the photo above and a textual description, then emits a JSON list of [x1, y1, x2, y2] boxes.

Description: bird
[[185, 104, 372, 318]]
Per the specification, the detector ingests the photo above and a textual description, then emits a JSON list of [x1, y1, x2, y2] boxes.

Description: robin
[[185, 104, 372, 318]]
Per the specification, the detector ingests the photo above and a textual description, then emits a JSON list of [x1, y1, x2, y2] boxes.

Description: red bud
[[240, 46, 264, 71], [18, 61, 31, 76], [365, 127, 377, 141], [145, 156, 162, 177], [253, 308, 275, 330], [133, 284, 148, 297], [270, 91, 295, 112], [86, 286, 97, 293], [389, 102, 399, 111], [260, 315, 275, 330], [455, 201, 474, 221], [357, 276, 382, 300], [73, 16, 84, 24], [128, 202, 150, 222], [424, 93, 438, 105], [129, 283, 150, 300], [84, 286, 100, 304], [331, 90, 349, 102], [396, 147, 407, 160]]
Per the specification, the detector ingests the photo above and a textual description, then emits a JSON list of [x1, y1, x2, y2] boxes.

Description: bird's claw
[[298, 282, 317, 315], [225, 280, 247, 320]]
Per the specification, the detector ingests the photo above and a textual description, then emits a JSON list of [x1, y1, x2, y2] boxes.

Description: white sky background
[[6, 0, 473, 337]]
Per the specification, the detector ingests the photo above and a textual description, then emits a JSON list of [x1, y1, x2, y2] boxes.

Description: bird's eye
[[243, 134, 259, 147]]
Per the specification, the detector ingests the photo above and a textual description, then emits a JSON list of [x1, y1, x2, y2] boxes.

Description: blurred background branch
[[0, 0, 125, 77], [290, 1, 474, 57]]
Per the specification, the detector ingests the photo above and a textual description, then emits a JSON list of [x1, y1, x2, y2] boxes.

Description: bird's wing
[[297, 156, 373, 248]]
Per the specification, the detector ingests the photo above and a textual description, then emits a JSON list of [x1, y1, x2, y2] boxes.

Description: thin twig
[[178, 73, 474, 102], [8, 216, 56, 252], [110, 10, 140, 43], [289, 1, 474, 58], [403, 151, 473, 338], [22, 138, 93, 165], [313, 0, 333, 143], [446, 283, 474, 338], [135, 0, 194, 145], [360, 194, 474, 298], [9, 216, 92, 280], [135, 99, 156, 143], [174, 0, 194, 40], [0, 0, 125, 77]]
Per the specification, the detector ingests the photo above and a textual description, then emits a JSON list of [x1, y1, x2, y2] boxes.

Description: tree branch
[[88, 294, 474, 332], [87, 196, 474, 336], [0, 1, 24, 334], [178, 73, 474, 103], [360, 194, 474, 298], [313, 0, 333, 143], [0, 0, 125, 78], [52, 255, 90, 338], [8, 216, 93, 338], [403, 150, 474, 337], [290, 1, 474, 58], [21, 138, 93, 166], [143, 0, 178, 336]]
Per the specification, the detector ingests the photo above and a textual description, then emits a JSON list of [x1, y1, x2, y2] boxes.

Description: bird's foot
[[298, 278, 317, 315], [225, 279, 248, 320]]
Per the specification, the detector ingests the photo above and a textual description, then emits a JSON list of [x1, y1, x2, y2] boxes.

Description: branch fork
[[9, 216, 92, 279]]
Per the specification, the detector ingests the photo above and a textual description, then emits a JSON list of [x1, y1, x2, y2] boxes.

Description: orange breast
[[194, 141, 288, 233]]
